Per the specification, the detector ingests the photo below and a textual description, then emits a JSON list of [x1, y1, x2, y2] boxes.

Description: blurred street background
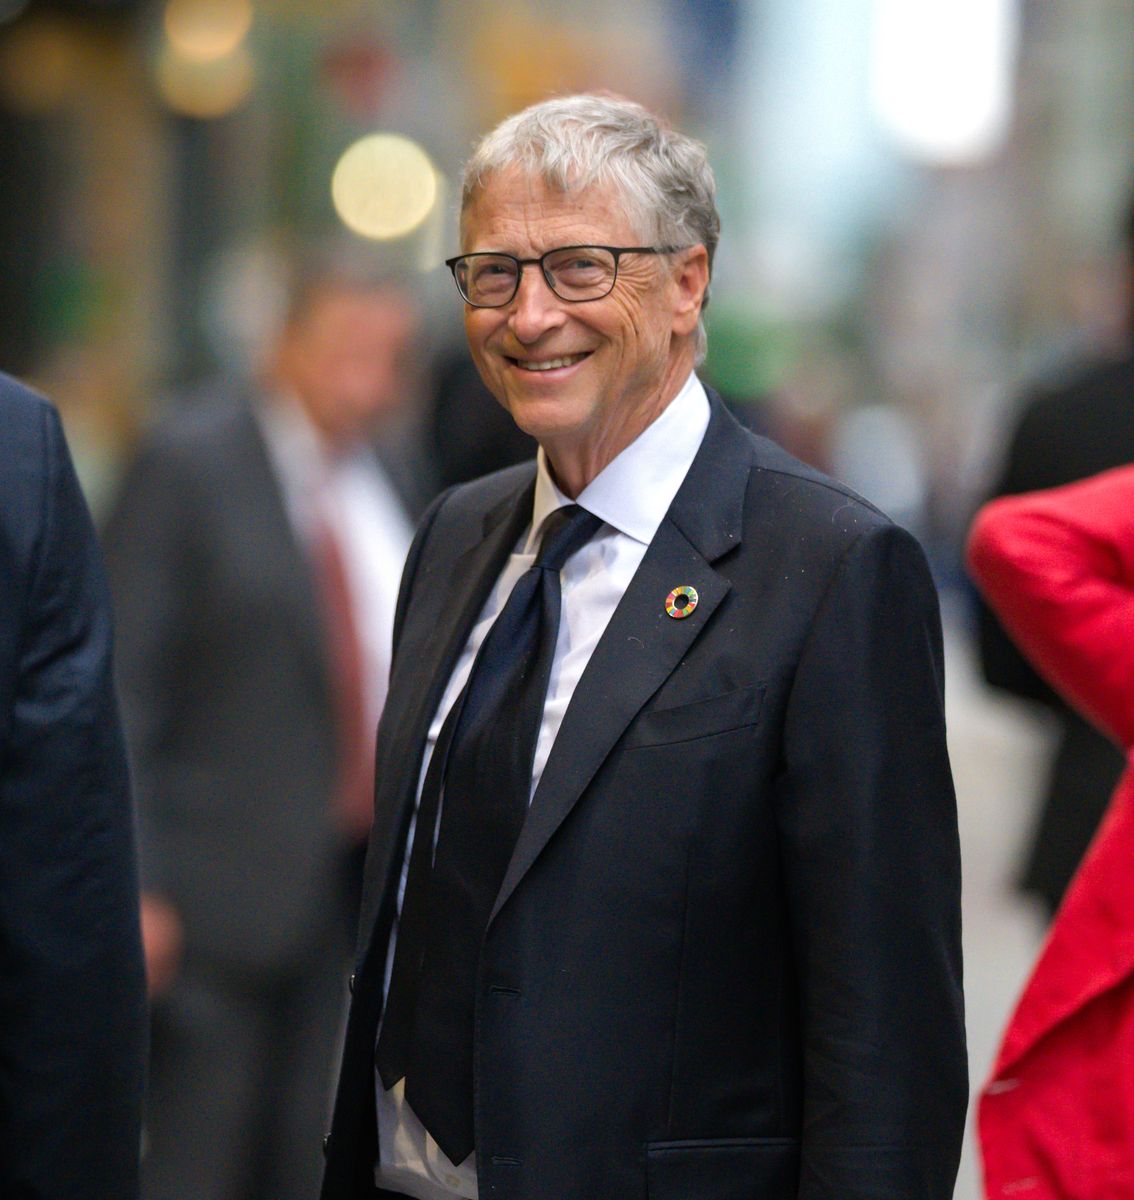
[[4, 1, 1133, 1195]]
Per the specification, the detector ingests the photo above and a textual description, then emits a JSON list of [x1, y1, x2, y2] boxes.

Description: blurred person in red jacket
[[969, 465, 1134, 1199]]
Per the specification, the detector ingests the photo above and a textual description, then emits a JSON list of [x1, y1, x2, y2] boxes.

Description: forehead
[[461, 167, 645, 252]]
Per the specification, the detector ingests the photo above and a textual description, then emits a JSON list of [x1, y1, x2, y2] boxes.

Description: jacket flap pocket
[[646, 1137, 799, 1200], [623, 683, 765, 749]]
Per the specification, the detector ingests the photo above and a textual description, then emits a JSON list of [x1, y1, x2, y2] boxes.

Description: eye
[[467, 256, 518, 298], [545, 248, 614, 289], [471, 259, 513, 281]]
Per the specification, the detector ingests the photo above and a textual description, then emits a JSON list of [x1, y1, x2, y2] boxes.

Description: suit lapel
[[358, 472, 535, 962], [490, 396, 752, 923], [384, 477, 535, 778]]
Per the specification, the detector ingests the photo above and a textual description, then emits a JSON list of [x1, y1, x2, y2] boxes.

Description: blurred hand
[[140, 892, 184, 999]]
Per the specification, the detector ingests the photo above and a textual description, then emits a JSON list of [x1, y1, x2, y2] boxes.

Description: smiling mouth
[[508, 352, 591, 372]]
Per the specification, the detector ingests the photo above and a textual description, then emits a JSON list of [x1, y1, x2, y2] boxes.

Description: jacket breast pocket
[[646, 1137, 800, 1200], [622, 683, 765, 749]]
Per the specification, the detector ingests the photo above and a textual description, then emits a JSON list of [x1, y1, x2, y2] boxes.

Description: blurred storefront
[[2, 0, 1134, 544]]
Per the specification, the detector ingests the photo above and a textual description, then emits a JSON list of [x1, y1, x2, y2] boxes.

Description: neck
[[543, 357, 695, 498]]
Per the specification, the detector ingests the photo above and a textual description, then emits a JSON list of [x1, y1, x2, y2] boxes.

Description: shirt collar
[[528, 371, 711, 549], [256, 389, 328, 481], [256, 388, 375, 487]]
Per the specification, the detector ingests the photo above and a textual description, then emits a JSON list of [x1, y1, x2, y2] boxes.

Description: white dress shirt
[[374, 372, 710, 1200], [256, 391, 414, 734]]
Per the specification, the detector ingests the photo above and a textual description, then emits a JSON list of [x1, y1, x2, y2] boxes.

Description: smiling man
[[321, 94, 967, 1200]]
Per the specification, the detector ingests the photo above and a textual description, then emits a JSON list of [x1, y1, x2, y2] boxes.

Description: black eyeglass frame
[[444, 244, 690, 308]]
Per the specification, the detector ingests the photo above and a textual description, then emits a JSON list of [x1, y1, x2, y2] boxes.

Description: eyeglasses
[[444, 244, 688, 308]]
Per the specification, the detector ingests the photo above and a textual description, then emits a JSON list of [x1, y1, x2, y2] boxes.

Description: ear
[[669, 245, 710, 338]]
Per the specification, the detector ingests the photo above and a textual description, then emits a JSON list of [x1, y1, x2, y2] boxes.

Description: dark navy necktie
[[375, 503, 602, 1165]]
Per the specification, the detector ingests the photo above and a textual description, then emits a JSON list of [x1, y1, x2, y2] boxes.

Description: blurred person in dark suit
[[0, 372, 147, 1199], [102, 256, 422, 1200], [977, 189, 1134, 918]]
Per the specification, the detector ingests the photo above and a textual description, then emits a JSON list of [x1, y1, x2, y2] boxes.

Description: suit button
[[322, 1133, 331, 1157], [348, 973, 356, 995]]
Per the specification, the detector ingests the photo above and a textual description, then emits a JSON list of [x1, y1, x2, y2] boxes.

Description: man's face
[[279, 283, 418, 448], [460, 169, 704, 489]]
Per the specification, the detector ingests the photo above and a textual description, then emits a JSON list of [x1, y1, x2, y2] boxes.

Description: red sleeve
[[966, 464, 1134, 750]]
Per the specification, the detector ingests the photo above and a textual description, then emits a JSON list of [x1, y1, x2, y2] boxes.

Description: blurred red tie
[[311, 508, 375, 841]]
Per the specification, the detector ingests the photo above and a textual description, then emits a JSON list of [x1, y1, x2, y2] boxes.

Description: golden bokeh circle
[[164, 0, 253, 64], [156, 42, 254, 118], [331, 134, 438, 241]]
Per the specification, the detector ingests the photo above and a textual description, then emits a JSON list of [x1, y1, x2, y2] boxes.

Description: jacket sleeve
[[0, 398, 147, 1199], [967, 464, 1134, 751], [99, 432, 197, 894], [780, 521, 967, 1199]]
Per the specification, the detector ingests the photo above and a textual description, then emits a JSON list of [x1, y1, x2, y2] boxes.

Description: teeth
[[515, 354, 585, 371]]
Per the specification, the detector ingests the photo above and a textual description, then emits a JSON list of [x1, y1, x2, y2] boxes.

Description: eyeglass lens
[[456, 247, 618, 306]]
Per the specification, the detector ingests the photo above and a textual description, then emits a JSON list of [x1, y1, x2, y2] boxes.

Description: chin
[[503, 394, 586, 444]]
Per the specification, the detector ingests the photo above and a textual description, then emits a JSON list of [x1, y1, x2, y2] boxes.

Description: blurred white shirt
[[256, 389, 413, 735]]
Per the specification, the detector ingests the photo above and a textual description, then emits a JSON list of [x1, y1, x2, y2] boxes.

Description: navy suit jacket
[[0, 375, 146, 1198], [322, 393, 967, 1200]]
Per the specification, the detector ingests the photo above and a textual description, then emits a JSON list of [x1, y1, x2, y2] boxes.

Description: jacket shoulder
[[0, 374, 58, 484], [0, 375, 64, 547], [0, 372, 52, 431], [107, 394, 262, 527], [418, 460, 536, 546], [745, 428, 895, 543], [130, 391, 257, 464], [443, 459, 537, 515]]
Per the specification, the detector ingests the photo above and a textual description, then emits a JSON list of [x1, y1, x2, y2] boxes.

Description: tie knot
[[534, 504, 602, 571]]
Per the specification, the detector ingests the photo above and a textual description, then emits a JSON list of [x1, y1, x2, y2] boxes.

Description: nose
[[507, 262, 566, 344]]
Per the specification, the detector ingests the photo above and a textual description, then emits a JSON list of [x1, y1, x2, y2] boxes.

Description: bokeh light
[[331, 134, 439, 242], [0, 17, 82, 113], [164, 0, 253, 64], [871, 0, 1018, 165], [155, 41, 254, 118]]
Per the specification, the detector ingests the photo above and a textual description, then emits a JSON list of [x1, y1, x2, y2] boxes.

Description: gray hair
[[460, 93, 719, 361]]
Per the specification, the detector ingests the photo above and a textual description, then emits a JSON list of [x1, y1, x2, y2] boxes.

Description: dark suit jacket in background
[[102, 393, 400, 1200], [103, 396, 352, 971], [322, 394, 967, 1200], [0, 373, 147, 1199], [977, 351, 1134, 913]]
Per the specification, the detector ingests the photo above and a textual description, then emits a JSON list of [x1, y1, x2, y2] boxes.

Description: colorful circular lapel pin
[[665, 585, 699, 619]]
